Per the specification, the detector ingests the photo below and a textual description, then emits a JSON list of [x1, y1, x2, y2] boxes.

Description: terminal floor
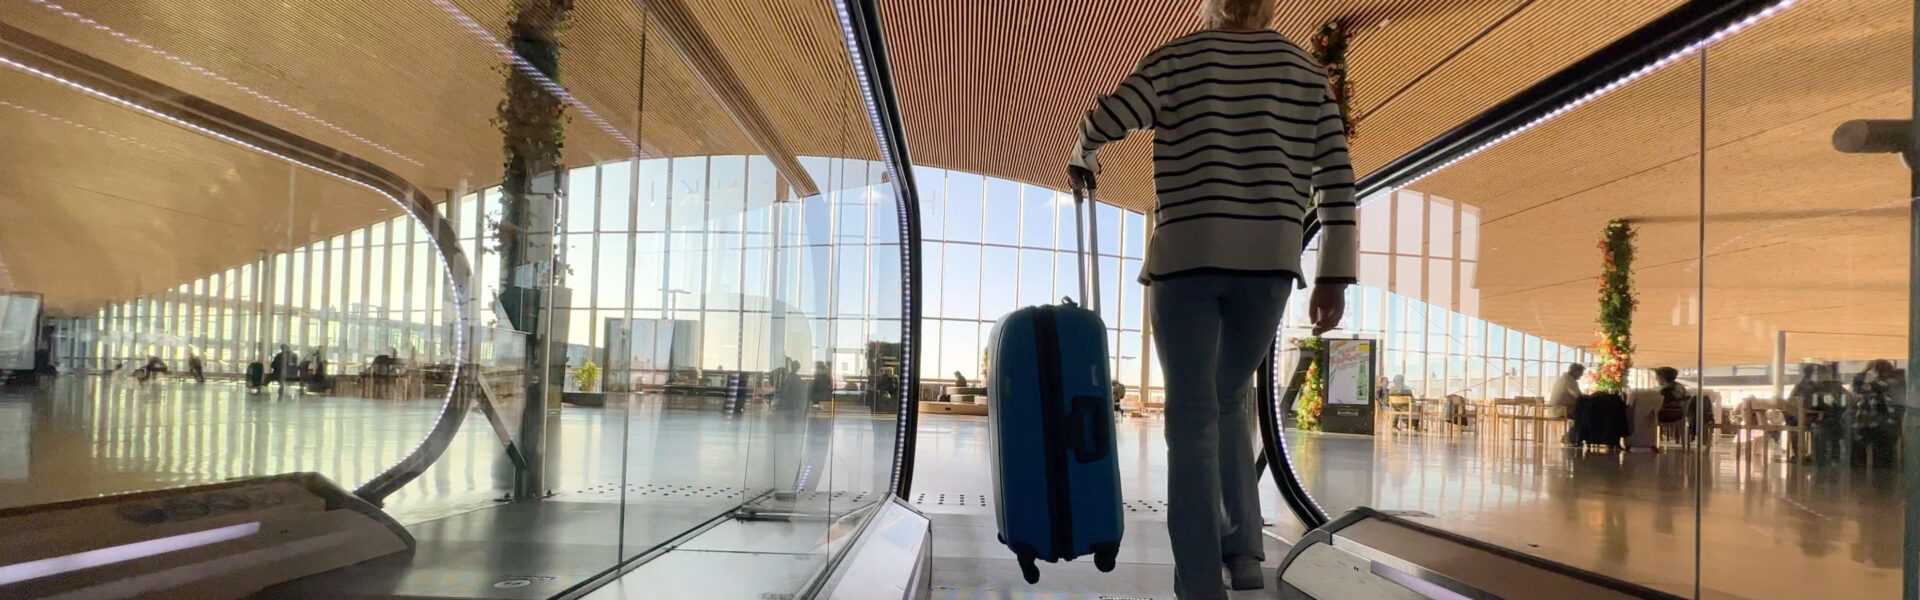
[[1, 378, 1906, 599], [911, 415, 1904, 600]]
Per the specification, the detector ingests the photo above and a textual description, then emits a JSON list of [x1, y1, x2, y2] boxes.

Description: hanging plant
[[1294, 337, 1327, 431], [1594, 220, 1637, 392], [493, 0, 575, 290], [1310, 20, 1357, 139]]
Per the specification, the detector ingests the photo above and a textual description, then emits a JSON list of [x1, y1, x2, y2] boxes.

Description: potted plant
[[562, 359, 606, 407]]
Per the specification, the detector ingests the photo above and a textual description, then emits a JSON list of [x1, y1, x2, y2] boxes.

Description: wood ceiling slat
[[0, 68, 402, 314], [875, 0, 1686, 214], [0, 0, 874, 312], [1347, 0, 1680, 174], [1404, 0, 1911, 367]]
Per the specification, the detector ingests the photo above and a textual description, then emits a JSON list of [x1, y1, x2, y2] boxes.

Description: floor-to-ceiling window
[[910, 165, 1152, 393]]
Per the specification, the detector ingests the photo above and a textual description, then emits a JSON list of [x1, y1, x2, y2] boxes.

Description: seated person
[[1548, 363, 1585, 418], [1794, 363, 1851, 463], [1654, 367, 1689, 423], [1550, 363, 1585, 444]]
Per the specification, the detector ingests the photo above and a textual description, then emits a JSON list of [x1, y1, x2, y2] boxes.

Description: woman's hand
[[1309, 284, 1347, 335]]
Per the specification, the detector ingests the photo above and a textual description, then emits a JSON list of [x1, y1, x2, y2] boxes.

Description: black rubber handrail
[[845, 0, 927, 499], [1257, 347, 1329, 529]]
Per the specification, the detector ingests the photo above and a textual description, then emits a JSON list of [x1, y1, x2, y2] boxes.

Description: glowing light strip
[[832, 0, 917, 493], [427, 0, 639, 155], [0, 53, 471, 491], [24, 0, 424, 167], [1268, 348, 1328, 521], [0, 521, 260, 585], [1384, 0, 1798, 195], [1370, 560, 1474, 600]]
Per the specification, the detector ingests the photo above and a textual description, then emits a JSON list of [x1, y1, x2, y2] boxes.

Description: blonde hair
[[1199, 0, 1275, 30]]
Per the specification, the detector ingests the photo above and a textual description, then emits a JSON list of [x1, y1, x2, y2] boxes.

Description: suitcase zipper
[[1033, 307, 1073, 558]]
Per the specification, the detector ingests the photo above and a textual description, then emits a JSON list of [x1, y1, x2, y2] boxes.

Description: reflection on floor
[[1288, 429, 1902, 600], [7, 377, 1904, 599], [0, 375, 501, 519], [915, 414, 1293, 599], [920, 414, 1902, 600], [4, 375, 900, 599]]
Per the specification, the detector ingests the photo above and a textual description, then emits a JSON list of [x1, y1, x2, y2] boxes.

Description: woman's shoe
[[1226, 556, 1265, 590]]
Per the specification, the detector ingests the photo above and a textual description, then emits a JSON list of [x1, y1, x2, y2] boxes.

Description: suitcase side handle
[[1066, 394, 1113, 463]]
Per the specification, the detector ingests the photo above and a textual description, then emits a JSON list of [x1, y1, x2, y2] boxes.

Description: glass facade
[[52, 213, 456, 376], [1286, 189, 1597, 399], [911, 165, 1151, 390], [903, 164, 1598, 406]]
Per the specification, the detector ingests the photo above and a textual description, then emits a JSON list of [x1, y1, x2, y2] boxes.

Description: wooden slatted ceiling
[[876, 0, 1686, 213], [0, 0, 872, 313], [0, 68, 400, 315], [1409, 0, 1911, 368]]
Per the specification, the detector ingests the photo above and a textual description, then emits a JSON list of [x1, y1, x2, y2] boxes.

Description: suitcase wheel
[[1094, 547, 1117, 572], [1018, 553, 1040, 584]]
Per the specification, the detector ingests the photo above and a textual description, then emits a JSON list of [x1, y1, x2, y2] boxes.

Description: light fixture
[[0, 521, 261, 586]]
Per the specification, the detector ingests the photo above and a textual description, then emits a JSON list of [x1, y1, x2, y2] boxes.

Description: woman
[[1067, 0, 1355, 595]]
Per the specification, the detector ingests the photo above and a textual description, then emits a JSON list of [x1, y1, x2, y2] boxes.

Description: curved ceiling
[[0, 0, 873, 314], [877, 0, 1689, 213]]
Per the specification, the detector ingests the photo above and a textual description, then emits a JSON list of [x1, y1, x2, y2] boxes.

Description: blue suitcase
[[987, 300, 1124, 583]]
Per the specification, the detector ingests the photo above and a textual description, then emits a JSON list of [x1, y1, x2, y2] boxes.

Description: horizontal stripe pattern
[[1070, 28, 1357, 285]]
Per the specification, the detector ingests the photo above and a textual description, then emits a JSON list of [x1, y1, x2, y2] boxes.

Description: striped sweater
[[1070, 29, 1357, 286]]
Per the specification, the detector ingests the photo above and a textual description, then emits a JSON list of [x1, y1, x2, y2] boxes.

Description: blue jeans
[[1150, 274, 1291, 598]]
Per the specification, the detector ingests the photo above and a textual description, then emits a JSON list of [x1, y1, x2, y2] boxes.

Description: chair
[[369, 355, 403, 397], [1624, 389, 1662, 450], [1379, 394, 1416, 431], [1503, 397, 1550, 443]]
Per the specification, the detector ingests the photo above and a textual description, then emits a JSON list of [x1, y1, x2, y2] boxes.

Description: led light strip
[[428, 0, 639, 155], [1267, 348, 1328, 522], [1383, 0, 1798, 195], [0, 521, 260, 586], [24, 0, 424, 167], [0, 53, 471, 491], [832, 0, 918, 493]]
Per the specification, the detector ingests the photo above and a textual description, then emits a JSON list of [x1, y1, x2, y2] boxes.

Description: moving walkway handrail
[[842, 0, 926, 500], [1257, 347, 1329, 529]]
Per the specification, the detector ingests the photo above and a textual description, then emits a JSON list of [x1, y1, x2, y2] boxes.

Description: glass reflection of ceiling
[[1391, 0, 1910, 367], [0, 0, 876, 315]]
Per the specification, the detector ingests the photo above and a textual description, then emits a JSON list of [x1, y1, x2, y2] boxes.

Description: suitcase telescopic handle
[[1068, 167, 1101, 312], [1066, 395, 1112, 463]]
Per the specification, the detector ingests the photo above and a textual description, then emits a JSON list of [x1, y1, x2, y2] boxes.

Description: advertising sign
[[1326, 339, 1373, 406], [0, 293, 41, 371]]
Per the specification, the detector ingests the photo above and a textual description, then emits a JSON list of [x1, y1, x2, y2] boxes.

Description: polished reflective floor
[[6, 377, 1903, 599], [924, 414, 1898, 600], [916, 413, 1295, 599], [0, 376, 892, 523], [1286, 429, 1902, 600]]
